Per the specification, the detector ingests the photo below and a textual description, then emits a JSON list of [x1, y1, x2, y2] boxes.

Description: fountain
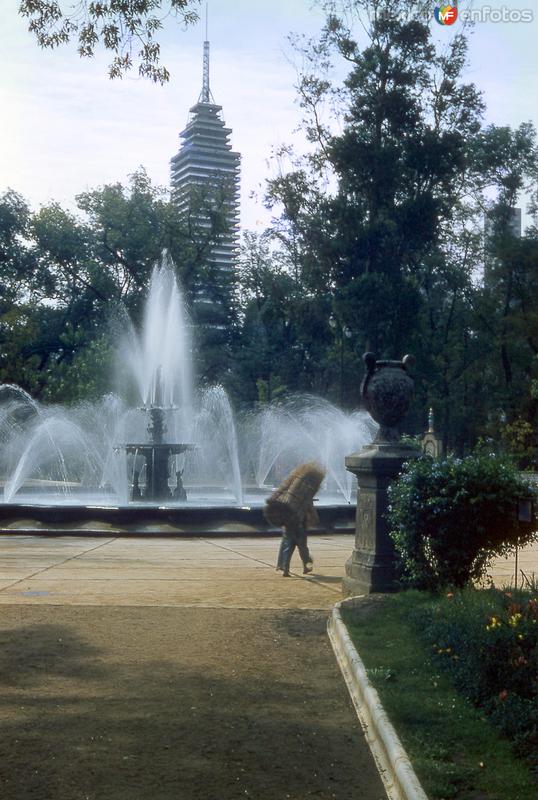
[[117, 366, 195, 502], [0, 254, 375, 536]]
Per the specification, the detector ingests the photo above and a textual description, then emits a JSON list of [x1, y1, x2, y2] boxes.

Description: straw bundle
[[264, 461, 325, 527]]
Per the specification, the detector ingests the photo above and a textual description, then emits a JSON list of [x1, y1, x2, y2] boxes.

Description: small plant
[[521, 571, 538, 592], [387, 452, 537, 590], [414, 588, 538, 770]]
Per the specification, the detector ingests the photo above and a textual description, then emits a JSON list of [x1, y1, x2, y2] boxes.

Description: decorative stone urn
[[361, 352, 415, 443], [343, 353, 419, 595]]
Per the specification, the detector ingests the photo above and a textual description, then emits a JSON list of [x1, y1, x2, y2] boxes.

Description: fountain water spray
[[0, 254, 375, 507]]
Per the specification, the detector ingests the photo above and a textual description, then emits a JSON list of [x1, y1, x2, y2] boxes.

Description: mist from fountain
[[3, 415, 103, 503], [250, 397, 376, 503], [190, 386, 244, 505]]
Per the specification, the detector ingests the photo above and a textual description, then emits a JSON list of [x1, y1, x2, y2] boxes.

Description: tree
[[232, 231, 338, 403], [0, 190, 48, 392], [471, 124, 538, 447], [0, 189, 40, 307], [76, 168, 170, 315], [406, 123, 538, 452], [233, 231, 299, 403], [267, 0, 484, 362], [263, 0, 538, 451], [19, 0, 200, 83], [41, 333, 114, 403]]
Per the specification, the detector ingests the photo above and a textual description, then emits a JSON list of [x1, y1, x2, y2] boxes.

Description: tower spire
[[198, 3, 214, 104]]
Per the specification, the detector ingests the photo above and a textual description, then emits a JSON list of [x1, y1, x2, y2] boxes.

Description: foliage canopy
[[19, 0, 200, 82]]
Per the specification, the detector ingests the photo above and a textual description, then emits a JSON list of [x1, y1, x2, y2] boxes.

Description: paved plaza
[[0, 533, 536, 608], [0, 534, 352, 609]]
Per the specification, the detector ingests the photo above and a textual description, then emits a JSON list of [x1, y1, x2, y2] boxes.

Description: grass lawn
[[342, 592, 538, 800]]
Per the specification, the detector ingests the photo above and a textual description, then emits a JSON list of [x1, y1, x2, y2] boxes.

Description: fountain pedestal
[[343, 353, 419, 595], [125, 442, 193, 502], [121, 405, 195, 503]]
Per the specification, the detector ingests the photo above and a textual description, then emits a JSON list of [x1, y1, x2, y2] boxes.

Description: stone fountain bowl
[[0, 491, 355, 537]]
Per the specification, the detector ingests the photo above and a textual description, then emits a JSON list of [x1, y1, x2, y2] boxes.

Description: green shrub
[[387, 453, 537, 590]]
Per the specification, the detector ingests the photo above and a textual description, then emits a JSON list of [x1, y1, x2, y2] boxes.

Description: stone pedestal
[[343, 443, 419, 595]]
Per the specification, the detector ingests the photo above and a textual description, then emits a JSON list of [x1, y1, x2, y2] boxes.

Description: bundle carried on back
[[264, 461, 325, 527]]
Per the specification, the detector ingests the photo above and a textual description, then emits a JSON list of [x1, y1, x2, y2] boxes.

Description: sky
[[1, 0, 537, 232]]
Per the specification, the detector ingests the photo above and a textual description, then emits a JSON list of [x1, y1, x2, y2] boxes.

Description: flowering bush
[[387, 453, 537, 590], [415, 588, 538, 769]]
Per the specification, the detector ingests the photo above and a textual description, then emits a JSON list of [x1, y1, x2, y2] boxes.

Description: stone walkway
[[0, 534, 536, 608], [0, 534, 352, 609]]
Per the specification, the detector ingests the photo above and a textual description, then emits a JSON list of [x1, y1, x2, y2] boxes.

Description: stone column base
[[343, 443, 419, 596], [343, 553, 399, 596]]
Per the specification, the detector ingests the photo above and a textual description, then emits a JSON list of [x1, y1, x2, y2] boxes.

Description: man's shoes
[[282, 570, 291, 577], [303, 561, 314, 574]]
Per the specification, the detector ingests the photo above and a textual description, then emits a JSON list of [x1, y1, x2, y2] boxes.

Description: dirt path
[[0, 605, 386, 800]]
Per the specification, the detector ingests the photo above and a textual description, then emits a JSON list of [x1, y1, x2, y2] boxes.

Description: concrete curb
[[328, 596, 428, 800]]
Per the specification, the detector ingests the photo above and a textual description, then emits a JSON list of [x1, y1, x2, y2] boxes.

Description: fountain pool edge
[[0, 503, 355, 538]]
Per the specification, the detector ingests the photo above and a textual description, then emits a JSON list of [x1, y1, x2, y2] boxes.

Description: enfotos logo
[[461, 5, 534, 23], [433, 3, 534, 25], [434, 2, 458, 25]]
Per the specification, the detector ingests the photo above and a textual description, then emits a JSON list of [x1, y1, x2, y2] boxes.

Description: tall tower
[[170, 36, 241, 312]]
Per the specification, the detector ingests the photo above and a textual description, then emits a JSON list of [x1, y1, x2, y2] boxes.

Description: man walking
[[264, 462, 325, 577]]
